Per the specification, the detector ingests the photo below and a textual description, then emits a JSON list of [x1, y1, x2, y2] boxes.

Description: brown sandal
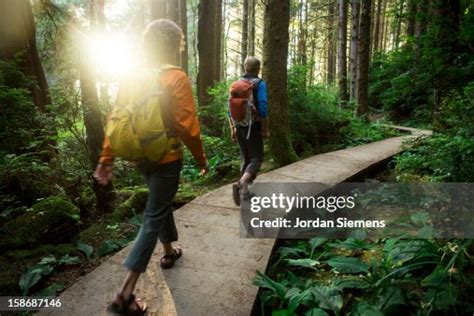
[[160, 247, 182, 269], [107, 293, 147, 315]]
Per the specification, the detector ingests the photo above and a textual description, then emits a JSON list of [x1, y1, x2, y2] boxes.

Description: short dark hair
[[244, 56, 261, 74]]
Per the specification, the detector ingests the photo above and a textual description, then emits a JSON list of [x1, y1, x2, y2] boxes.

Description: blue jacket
[[242, 74, 268, 119]]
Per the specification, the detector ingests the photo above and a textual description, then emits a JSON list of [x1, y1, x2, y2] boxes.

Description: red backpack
[[228, 78, 261, 128]]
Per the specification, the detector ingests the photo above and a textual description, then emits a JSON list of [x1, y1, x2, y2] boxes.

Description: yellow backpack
[[105, 65, 182, 162]]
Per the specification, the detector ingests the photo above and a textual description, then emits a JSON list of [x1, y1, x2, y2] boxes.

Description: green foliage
[[339, 117, 400, 148], [76, 241, 94, 259], [369, 1, 474, 124], [257, 238, 474, 314], [200, 80, 234, 137], [0, 58, 54, 155], [287, 66, 349, 155], [108, 187, 148, 222], [0, 196, 80, 251], [19, 253, 80, 296], [182, 134, 239, 181], [396, 82, 474, 182]]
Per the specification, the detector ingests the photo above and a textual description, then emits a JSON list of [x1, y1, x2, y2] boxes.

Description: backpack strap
[[154, 66, 181, 138], [240, 77, 262, 107]]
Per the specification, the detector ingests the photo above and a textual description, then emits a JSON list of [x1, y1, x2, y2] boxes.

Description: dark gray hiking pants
[[236, 122, 264, 178], [123, 159, 182, 273]]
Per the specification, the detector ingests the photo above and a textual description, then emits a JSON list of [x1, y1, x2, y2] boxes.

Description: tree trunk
[[248, 0, 256, 56], [379, 0, 388, 53], [197, 0, 216, 107], [414, 0, 428, 61], [263, 0, 298, 166], [0, 0, 57, 160], [432, 0, 461, 129], [214, 0, 222, 81], [327, 0, 336, 84], [382, 0, 389, 51], [349, 0, 360, 100], [373, 0, 383, 53], [166, 0, 179, 23], [337, 0, 348, 105], [369, 0, 376, 58], [151, 0, 167, 19], [297, 0, 308, 66], [406, 0, 416, 38], [80, 0, 114, 212], [0, 0, 51, 112], [179, 0, 188, 73], [393, 0, 404, 50], [355, 0, 371, 116], [241, 0, 249, 73]]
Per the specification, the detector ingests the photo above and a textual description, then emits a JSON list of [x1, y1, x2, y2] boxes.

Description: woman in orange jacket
[[94, 19, 207, 315]]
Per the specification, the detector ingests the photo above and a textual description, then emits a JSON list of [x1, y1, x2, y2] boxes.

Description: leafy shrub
[[257, 238, 474, 315], [0, 153, 60, 205], [287, 65, 349, 155], [396, 83, 474, 182], [200, 80, 234, 137], [339, 116, 401, 148]]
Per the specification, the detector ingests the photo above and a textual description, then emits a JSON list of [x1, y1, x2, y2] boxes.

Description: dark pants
[[123, 159, 182, 273], [236, 122, 264, 179]]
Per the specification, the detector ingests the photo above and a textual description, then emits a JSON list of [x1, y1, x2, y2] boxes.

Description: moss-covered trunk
[[262, 0, 298, 166]]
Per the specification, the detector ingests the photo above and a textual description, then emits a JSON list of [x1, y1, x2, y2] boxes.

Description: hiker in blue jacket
[[229, 56, 269, 205]]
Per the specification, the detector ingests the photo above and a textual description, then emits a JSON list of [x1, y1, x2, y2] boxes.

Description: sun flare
[[85, 32, 140, 78]]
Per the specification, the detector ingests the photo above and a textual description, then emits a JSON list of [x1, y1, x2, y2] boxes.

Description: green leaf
[[278, 246, 308, 258], [377, 286, 405, 311], [309, 238, 327, 256], [333, 278, 370, 290], [271, 309, 291, 316], [19, 268, 43, 296], [351, 302, 383, 316], [410, 212, 429, 225], [36, 283, 65, 296], [77, 241, 94, 259], [97, 240, 120, 257], [305, 308, 329, 316], [287, 259, 319, 269], [327, 256, 368, 273], [329, 238, 372, 250], [58, 254, 81, 265], [38, 255, 57, 266], [309, 286, 343, 313], [287, 289, 312, 314], [18, 265, 54, 296], [254, 271, 288, 299], [417, 225, 434, 238]]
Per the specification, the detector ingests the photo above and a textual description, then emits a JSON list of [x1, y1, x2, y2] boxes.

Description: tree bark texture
[[337, 0, 348, 105], [241, 0, 249, 73], [248, 0, 256, 56], [356, 0, 371, 116], [327, 0, 336, 84], [197, 0, 216, 107], [262, 0, 298, 166], [349, 0, 360, 100], [0, 0, 51, 112]]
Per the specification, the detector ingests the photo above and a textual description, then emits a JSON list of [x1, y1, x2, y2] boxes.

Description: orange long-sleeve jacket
[[99, 68, 206, 167]]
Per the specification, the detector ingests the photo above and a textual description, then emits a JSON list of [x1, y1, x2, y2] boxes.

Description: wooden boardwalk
[[39, 132, 423, 316]]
